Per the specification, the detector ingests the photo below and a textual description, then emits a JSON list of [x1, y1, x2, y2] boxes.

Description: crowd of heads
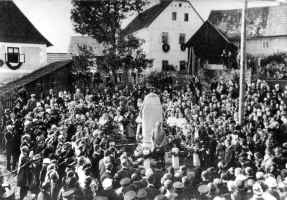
[[1, 77, 287, 200]]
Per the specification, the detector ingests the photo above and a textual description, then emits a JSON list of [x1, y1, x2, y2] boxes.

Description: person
[[5, 125, 17, 171], [37, 182, 52, 200], [17, 145, 32, 200]]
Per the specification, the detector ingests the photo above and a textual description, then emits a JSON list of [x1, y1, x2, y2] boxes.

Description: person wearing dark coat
[[5, 125, 17, 171], [17, 145, 33, 200]]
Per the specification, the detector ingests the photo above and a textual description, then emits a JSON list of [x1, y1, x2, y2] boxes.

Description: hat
[[123, 190, 136, 200], [120, 177, 131, 187], [198, 184, 210, 194], [136, 188, 147, 199], [265, 177, 277, 188], [102, 178, 113, 190], [173, 181, 184, 190], [256, 171, 265, 180], [43, 158, 51, 165]]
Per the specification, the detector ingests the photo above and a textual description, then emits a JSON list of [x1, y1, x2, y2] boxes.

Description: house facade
[[0, 0, 52, 86], [122, 0, 204, 72], [208, 5, 287, 57]]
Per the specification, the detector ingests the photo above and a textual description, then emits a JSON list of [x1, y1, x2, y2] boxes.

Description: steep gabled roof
[[186, 21, 237, 59], [0, 0, 52, 46], [208, 5, 287, 41], [121, 0, 173, 36]]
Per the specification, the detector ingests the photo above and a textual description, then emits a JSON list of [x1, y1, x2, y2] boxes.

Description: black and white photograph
[[1, 0, 287, 199]]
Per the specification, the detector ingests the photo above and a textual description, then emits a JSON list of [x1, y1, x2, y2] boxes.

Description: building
[[122, 0, 204, 72], [0, 0, 52, 85], [208, 5, 287, 56], [185, 21, 237, 75]]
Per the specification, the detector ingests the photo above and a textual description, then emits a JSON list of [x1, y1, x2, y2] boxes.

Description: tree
[[72, 45, 97, 90], [71, 0, 150, 83]]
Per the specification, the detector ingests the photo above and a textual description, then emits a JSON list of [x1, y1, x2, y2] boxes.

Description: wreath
[[180, 43, 186, 51], [6, 62, 23, 70], [162, 43, 170, 53]]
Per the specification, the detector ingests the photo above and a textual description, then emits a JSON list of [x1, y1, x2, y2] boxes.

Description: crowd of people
[[257, 63, 287, 80], [1, 76, 287, 200]]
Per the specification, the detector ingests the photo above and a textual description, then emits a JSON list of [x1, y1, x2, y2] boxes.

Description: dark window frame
[[184, 13, 189, 22], [172, 12, 177, 21], [179, 33, 186, 44], [7, 47, 20, 63], [162, 60, 169, 71], [162, 32, 169, 44]]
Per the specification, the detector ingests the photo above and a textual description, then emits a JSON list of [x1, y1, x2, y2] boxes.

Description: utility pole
[[238, 0, 247, 125]]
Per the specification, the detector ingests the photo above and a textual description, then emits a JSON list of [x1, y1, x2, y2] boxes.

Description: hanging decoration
[[162, 43, 170, 53], [6, 62, 23, 70], [180, 44, 186, 51]]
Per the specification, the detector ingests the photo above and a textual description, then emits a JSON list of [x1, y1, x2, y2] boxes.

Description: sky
[[13, 0, 283, 53]]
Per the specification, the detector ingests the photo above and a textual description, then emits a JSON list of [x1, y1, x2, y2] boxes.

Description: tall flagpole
[[238, 0, 247, 125]]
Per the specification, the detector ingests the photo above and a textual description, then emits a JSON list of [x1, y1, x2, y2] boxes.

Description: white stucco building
[[0, 0, 52, 85], [122, 0, 204, 72]]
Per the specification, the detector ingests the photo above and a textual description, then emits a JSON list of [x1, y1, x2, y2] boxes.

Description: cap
[[265, 177, 277, 188], [123, 190, 136, 200], [120, 177, 131, 187], [136, 188, 147, 199], [198, 184, 210, 194], [102, 178, 113, 190], [173, 181, 184, 190]]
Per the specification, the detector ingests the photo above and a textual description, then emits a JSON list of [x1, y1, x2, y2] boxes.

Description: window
[[162, 60, 169, 71], [184, 13, 189, 22], [172, 12, 177, 21], [162, 32, 169, 44], [180, 61, 186, 72], [7, 47, 19, 63], [179, 33, 186, 44], [263, 40, 269, 48]]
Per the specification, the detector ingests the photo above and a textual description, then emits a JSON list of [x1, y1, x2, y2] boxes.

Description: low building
[[185, 21, 237, 75], [122, 0, 204, 72], [0, 0, 52, 85], [208, 5, 287, 56]]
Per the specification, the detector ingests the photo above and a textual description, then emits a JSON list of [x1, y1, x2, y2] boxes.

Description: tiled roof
[[0, 0, 52, 46], [121, 0, 173, 36], [208, 5, 287, 40]]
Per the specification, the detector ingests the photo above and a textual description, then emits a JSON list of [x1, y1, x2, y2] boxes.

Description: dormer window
[[7, 47, 19, 63]]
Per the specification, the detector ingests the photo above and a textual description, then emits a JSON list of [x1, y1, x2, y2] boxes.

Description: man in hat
[[26, 94, 37, 112], [5, 124, 17, 171]]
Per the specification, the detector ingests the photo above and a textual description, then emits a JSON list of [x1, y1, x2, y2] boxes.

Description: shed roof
[[0, 60, 72, 96]]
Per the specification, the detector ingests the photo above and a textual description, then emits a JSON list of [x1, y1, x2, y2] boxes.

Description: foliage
[[146, 72, 174, 89], [71, 0, 150, 82], [261, 53, 287, 66], [72, 45, 96, 73]]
